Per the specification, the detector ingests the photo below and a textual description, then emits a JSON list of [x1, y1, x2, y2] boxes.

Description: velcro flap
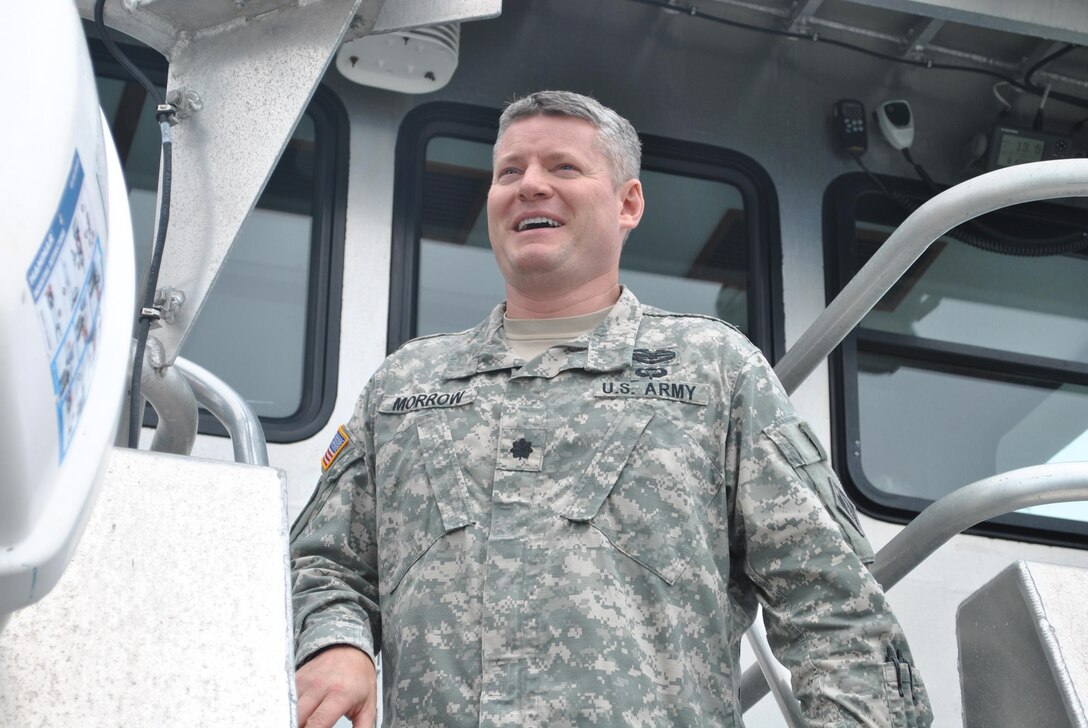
[[764, 419, 828, 466], [415, 412, 474, 532], [562, 405, 655, 521]]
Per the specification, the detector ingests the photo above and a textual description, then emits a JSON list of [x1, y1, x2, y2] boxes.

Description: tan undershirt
[[503, 304, 614, 361]]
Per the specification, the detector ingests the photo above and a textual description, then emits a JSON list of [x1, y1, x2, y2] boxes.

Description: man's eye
[[557, 164, 576, 172], [498, 167, 521, 179]]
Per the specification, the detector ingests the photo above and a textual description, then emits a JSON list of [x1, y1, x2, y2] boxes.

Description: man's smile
[[514, 214, 566, 232]]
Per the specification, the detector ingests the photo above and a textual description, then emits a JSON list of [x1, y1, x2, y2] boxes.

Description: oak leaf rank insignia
[[510, 437, 533, 460]]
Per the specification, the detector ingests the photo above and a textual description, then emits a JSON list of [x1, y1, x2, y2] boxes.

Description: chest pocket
[[374, 409, 474, 596], [560, 402, 723, 585]]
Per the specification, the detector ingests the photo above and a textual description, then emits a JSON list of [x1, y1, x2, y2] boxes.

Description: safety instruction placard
[[25, 152, 107, 461]]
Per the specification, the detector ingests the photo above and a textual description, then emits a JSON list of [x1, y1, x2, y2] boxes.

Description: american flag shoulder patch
[[321, 426, 350, 471]]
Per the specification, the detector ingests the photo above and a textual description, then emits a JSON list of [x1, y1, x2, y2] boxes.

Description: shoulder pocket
[[764, 419, 874, 564], [561, 403, 723, 584]]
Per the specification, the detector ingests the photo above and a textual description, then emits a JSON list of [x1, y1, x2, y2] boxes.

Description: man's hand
[[295, 645, 377, 728]]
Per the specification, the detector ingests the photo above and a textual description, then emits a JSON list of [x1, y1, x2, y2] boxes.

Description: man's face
[[486, 115, 643, 294]]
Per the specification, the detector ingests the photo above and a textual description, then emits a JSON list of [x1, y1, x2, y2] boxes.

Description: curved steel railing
[[741, 158, 1088, 722], [740, 463, 1088, 714], [870, 463, 1088, 591], [173, 356, 269, 466], [140, 353, 268, 466], [774, 158, 1088, 394]]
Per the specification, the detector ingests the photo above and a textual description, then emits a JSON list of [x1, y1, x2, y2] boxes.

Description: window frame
[[87, 34, 348, 443], [388, 101, 784, 361], [825, 171, 1088, 547]]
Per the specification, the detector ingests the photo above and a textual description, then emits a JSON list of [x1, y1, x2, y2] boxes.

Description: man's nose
[[517, 165, 552, 199]]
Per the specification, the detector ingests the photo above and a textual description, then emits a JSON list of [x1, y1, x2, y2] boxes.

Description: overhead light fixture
[[336, 24, 460, 94]]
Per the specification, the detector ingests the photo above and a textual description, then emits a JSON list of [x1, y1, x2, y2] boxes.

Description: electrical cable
[[95, 0, 177, 447], [992, 82, 1014, 114], [626, 0, 1088, 111], [628, 0, 1023, 80], [1024, 44, 1078, 90], [854, 155, 1088, 257], [127, 112, 174, 448], [1030, 86, 1088, 113], [94, 0, 164, 106], [899, 148, 939, 190], [900, 147, 1088, 249], [637, 0, 1088, 253], [634, 0, 1088, 253], [1013, 43, 1085, 112], [850, 152, 890, 197], [1034, 84, 1051, 130]]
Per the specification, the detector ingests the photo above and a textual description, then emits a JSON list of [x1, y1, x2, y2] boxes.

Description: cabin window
[[88, 35, 347, 443], [827, 173, 1088, 545], [389, 103, 781, 359]]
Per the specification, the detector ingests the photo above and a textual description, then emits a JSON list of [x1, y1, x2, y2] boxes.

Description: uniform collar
[[584, 286, 641, 372], [439, 287, 643, 380]]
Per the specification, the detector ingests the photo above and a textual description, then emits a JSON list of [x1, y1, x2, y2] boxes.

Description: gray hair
[[495, 90, 642, 187]]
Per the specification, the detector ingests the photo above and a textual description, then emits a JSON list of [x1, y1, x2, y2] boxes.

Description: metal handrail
[[741, 158, 1088, 718], [142, 346, 199, 457], [773, 158, 1088, 394], [871, 463, 1088, 591], [745, 618, 808, 726], [173, 356, 269, 466], [739, 463, 1088, 712]]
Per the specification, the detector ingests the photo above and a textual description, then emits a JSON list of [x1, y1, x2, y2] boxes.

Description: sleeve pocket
[[764, 418, 826, 466], [799, 659, 927, 727], [764, 419, 874, 564]]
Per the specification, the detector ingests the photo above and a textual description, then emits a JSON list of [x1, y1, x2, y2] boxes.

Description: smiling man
[[486, 109, 642, 317], [290, 90, 933, 727]]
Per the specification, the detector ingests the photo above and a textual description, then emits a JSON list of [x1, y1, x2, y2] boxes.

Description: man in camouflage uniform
[[291, 90, 932, 727]]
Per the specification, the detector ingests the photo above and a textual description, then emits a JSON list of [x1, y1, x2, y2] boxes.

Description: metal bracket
[[153, 287, 186, 326], [344, 0, 501, 42], [165, 87, 203, 121], [785, 0, 825, 33], [77, 0, 371, 366], [839, 0, 1088, 48], [900, 17, 945, 60]]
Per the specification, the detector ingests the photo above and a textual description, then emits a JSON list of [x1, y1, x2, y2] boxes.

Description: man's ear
[[618, 178, 644, 232]]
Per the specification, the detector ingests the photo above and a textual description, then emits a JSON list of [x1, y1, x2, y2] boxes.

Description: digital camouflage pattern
[[291, 288, 932, 727]]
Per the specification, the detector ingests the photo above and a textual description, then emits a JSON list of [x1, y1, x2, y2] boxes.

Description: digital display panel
[[996, 134, 1046, 167]]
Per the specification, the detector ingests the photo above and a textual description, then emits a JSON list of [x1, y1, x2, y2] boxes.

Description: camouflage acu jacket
[[291, 287, 932, 727]]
